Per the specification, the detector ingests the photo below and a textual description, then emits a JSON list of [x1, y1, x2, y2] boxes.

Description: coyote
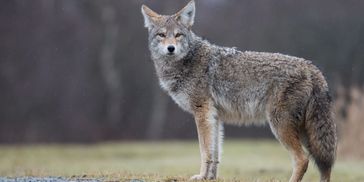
[[141, 1, 337, 181]]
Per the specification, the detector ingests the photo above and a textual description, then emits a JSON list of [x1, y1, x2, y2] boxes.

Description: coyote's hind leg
[[269, 115, 308, 182]]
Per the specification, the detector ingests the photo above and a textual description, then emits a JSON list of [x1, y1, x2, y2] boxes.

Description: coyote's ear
[[141, 5, 160, 29], [174, 0, 195, 28]]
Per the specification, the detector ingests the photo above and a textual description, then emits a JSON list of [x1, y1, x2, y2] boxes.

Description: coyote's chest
[[159, 78, 192, 112]]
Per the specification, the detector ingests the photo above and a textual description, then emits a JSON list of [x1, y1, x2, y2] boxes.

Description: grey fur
[[142, 1, 337, 181]]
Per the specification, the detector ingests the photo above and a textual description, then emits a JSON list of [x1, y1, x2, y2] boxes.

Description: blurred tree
[[98, 1, 122, 125]]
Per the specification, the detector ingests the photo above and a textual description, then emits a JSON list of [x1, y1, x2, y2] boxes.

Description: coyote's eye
[[157, 33, 166, 38], [175, 33, 184, 38]]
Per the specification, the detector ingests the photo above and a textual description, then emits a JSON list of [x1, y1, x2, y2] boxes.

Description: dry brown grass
[[335, 86, 364, 159]]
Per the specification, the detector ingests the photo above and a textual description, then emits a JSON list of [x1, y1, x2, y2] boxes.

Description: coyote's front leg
[[190, 101, 223, 180]]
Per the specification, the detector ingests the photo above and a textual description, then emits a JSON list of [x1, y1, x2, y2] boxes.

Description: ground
[[0, 140, 363, 182]]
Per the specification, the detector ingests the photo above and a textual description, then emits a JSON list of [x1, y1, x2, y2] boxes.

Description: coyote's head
[[141, 1, 195, 61]]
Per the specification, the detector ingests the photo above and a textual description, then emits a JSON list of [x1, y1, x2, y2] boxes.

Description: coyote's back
[[141, 1, 337, 181]]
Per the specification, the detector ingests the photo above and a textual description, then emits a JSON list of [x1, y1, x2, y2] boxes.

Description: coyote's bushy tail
[[304, 83, 337, 180]]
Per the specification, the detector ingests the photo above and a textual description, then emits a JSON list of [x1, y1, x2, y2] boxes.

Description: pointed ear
[[141, 5, 160, 29], [174, 0, 195, 28]]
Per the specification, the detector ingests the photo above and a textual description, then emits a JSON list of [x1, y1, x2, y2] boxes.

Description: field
[[0, 140, 363, 182]]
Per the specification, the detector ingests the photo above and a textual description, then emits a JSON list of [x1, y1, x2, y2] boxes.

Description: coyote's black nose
[[167, 45, 175, 53]]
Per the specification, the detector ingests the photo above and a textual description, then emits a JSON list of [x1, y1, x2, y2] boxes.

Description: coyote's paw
[[189, 174, 205, 181]]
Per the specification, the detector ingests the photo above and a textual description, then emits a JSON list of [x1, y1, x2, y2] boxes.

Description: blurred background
[[0, 0, 363, 158]]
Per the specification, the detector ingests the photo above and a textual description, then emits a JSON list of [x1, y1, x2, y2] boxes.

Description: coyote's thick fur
[[141, 1, 337, 181]]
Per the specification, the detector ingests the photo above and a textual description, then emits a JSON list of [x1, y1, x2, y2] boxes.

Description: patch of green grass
[[0, 140, 363, 181]]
